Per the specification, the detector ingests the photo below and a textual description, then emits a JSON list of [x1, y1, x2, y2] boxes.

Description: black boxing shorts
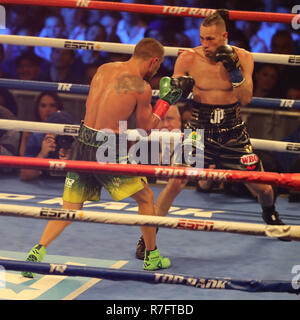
[[184, 101, 262, 171]]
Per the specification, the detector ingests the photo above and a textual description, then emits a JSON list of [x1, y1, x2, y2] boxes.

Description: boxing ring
[[0, 0, 300, 302]]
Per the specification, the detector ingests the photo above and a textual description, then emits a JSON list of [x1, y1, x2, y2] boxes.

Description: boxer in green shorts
[[22, 38, 194, 277], [62, 123, 147, 203]]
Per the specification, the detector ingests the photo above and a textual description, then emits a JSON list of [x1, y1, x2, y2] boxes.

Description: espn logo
[[64, 40, 100, 51], [288, 56, 300, 64], [177, 218, 214, 231], [286, 143, 300, 152]]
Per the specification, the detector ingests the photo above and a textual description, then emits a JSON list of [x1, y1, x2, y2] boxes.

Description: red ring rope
[[1, 0, 297, 23], [0, 156, 299, 190]]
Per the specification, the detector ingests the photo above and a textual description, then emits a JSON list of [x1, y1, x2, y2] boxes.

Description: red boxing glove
[[153, 99, 170, 120]]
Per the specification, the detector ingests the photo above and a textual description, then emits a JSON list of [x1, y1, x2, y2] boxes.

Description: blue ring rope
[[0, 259, 298, 294], [0, 78, 299, 110]]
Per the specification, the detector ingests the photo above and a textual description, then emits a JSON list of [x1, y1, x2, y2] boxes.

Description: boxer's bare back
[[84, 61, 154, 132]]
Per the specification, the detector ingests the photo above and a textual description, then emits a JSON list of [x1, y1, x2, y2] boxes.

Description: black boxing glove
[[174, 76, 195, 98], [214, 45, 245, 88]]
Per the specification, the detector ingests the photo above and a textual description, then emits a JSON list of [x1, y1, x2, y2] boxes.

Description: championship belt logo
[[240, 153, 259, 170], [210, 108, 225, 124]]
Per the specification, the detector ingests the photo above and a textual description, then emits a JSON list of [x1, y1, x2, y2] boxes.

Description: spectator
[[99, 13, 121, 41], [80, 23, 108, 66], [0, 106, 21, 173], [175, 33, 191, 48], [274, 83, 300, 182], [19, 92, 63, 156], [286, 84, 300, 100], [0, 44, 11, 78], [2, 7, 33, 61], [42, 48, 82, 84], [275, 126, 300, 202], [271, 30, 295, 55], [143, 20, 174, 88], [0, 88, 18, 116], [157, 104, 181, 132], [256, 3, 293, 51], [235, 21, 268, 53], [15, 52, 43, 81], [87, 10, 104, 27], [10, 27, 36, 61], [253, 63, 280, 98], [184, 17, 201, 48], [233, 1, 268, 52], [6, 6, 32, 35], [34, 92, 64, 122], [116, 0, 147, 44], [276, 125, 300, 173], [270, 30, 297, 95], [35, 14, 66, 62], [60, 8, 86, 41], [144, 20, 167, 44], [229, 29, 251, 51], [83, 63, 99, 85], [20, 110, 75, 181], [147, 105, 183, 185]]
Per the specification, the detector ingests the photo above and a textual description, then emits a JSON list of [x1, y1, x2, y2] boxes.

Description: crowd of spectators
[[0, 0, 298, 90], [0, 1, 299, 199]]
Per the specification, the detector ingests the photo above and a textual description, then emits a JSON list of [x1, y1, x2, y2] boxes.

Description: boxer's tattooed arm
[[115, 74, 145, 94]]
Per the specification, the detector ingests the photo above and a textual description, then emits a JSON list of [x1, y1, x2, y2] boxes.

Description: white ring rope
[[0, 204, 299, 240], [0, 119, 299, 154], [0, 34, 299, 66]]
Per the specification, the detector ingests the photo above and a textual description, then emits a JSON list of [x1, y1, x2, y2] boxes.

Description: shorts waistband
[[189, 101, 241, 130], [78, 123, 119, 147], [193, 102, 239, 109]]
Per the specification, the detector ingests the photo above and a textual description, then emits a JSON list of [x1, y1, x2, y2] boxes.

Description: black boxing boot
[[262, 205, 284, 225], [135, 228, 159, 260], [135, 235, 145, 260], [261, 205, 291, 241]]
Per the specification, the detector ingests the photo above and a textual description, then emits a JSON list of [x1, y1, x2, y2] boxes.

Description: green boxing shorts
[[63, 123, 147, 203]]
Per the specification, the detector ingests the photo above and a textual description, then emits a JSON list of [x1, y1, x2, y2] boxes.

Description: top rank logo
[[162, 6, 215, 17]]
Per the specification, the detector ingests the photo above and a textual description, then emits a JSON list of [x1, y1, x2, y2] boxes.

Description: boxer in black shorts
[[136, 12, 288, 260], [169, 12, 286, 226], [187, 101, 262, 172], [173, 12, 286, 227]]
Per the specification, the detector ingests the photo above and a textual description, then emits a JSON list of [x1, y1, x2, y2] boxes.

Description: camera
[[55, 135, 74, 150]]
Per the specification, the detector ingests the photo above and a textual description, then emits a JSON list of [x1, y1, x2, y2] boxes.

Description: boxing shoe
[[136, 228, 159, 260], [262, 206, 291, 241], [262, 210, 285, 226], [21, 244, 47, 278], [143, 248, 171, 271], [135, 235, 146, 260]]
